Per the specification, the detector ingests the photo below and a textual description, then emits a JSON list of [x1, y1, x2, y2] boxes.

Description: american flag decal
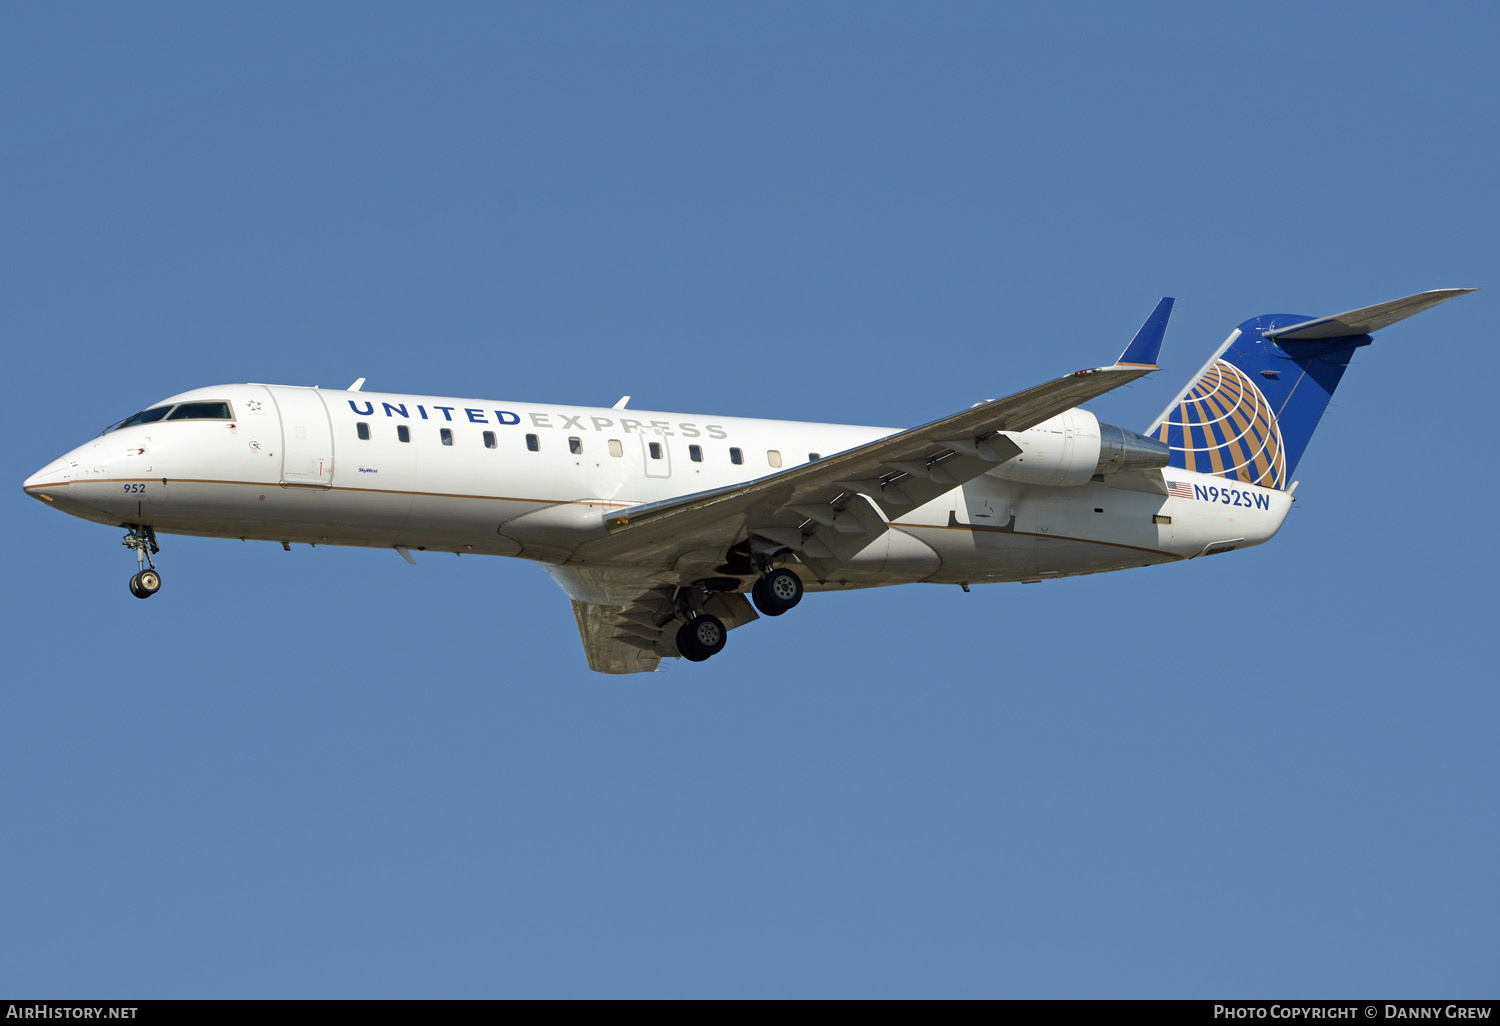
[[1167, 480, 1194, 499]]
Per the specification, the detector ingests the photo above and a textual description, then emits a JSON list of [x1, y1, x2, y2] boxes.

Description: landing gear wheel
[[129, 570, 161, 599], [752, 567, 803, 616], [675, 613, 727, 661]]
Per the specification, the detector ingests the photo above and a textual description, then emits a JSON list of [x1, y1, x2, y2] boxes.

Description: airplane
[[22, 288, 1471, 673]]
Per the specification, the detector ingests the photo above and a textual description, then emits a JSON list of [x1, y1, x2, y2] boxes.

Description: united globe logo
[[1152, 360, 1286, 488]]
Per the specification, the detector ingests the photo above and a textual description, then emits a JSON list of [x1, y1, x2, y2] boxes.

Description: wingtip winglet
[[1116, 297, 1174, 368]]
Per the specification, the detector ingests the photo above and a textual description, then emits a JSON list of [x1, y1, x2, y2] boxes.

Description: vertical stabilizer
[[1146, 289, 1472, 489]]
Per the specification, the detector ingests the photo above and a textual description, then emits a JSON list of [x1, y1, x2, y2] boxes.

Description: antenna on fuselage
[[348, 377, 366, 392], [612, 396, 630, 409]]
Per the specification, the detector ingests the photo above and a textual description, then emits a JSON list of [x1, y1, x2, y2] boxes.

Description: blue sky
[[3, 2, 1496, 998]]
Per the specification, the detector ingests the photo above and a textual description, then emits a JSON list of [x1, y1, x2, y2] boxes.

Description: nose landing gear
[[123, 525, 161, 599]]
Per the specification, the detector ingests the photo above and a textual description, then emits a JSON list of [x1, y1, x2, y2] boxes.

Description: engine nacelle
[[986, 409, 1170, 487]]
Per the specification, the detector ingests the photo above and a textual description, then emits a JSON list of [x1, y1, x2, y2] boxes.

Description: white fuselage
[[24, 383, 1293, 603]]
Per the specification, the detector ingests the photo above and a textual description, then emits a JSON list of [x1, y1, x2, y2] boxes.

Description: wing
[[574, 300, 1171, 571]]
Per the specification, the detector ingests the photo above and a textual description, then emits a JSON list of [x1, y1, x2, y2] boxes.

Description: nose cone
[[24, 439, 111, 509], [24, 441, 120, 525], [23, 456, 70, 495]]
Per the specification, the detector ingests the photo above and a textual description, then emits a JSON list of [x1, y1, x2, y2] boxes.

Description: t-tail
[[1146, 289, 1474, 489]]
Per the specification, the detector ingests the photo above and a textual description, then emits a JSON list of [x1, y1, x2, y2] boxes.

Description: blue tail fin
[[1147, 289, 1473, 489]]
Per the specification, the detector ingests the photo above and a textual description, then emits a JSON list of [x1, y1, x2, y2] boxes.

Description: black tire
[[675, 621, 708, 661], [676, 614, 726, 661], [129, 570, 161, 599], [692, 613, 727, 656], [752, 568, 802, 616]]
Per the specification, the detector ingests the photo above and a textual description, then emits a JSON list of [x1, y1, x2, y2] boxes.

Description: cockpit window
[[165, 401, 234, 421], [106, 406, 173, 432]]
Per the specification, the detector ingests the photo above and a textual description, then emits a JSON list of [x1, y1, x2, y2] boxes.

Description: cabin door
[[269, 386, 335, 488]]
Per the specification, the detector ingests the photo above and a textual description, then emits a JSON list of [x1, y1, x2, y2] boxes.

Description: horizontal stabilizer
[[1115, 297, 1174, 366], [1266, 288, 1475, 341]]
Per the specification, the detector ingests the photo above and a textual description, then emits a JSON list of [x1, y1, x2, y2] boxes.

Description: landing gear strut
[[123, 525, 161, 599]]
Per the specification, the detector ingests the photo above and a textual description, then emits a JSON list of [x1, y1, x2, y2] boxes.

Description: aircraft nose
[[24, 441, 114, 519], [24, 456, 70, 494]]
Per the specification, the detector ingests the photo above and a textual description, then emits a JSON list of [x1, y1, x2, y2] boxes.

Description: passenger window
[[808, 453, 821, 461], [526, 434, 540, 452], [689, 444, 703, 462], [649, 442, 663, 460], [608, 439, 624, 458], [483, 431, 496, 449], [166, 401, 233, 421], [569, 437, 583, 455], [356, 422, 370, 440], [397, 425, 410, 443], [767, 450, 783, 468], [440, 428, 453, 446], [729, 447, 743, 465]]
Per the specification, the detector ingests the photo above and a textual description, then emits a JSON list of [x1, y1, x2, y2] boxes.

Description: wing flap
[[570, 599, 666, 674]]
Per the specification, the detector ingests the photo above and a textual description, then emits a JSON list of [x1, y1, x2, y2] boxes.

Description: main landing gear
[[123, 525, 162, 599], [751, 567, 803, 617], [675, 614, 727, 662], [671, 566, 806, 664]]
